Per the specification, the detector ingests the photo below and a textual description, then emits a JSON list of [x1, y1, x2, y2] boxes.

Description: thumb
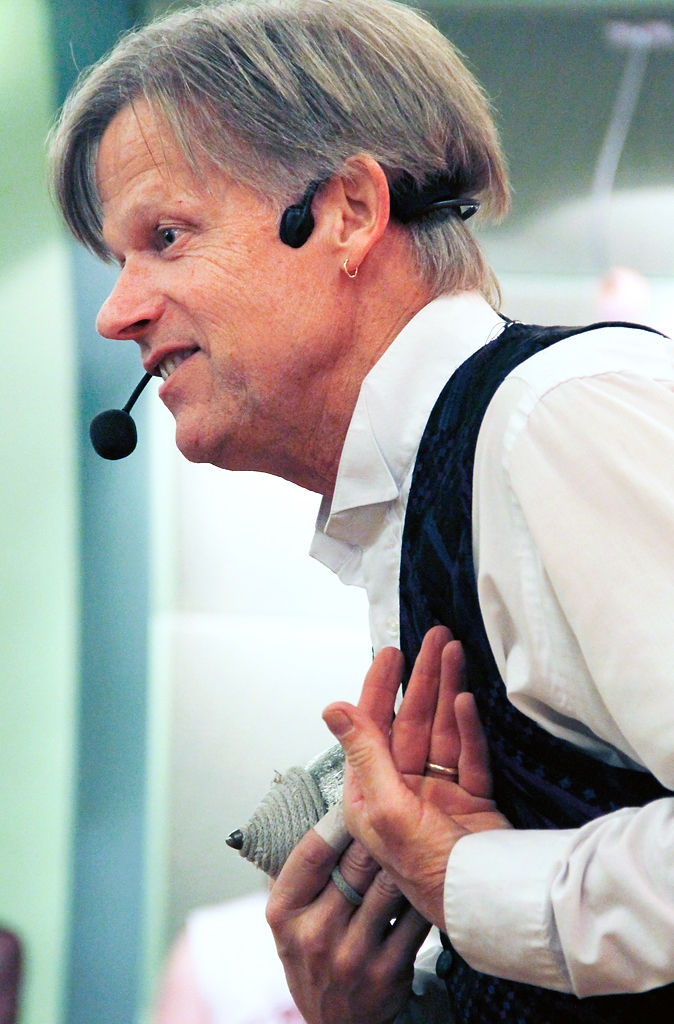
[[323, 702, 426, 891], [323, 701, 402, 804]]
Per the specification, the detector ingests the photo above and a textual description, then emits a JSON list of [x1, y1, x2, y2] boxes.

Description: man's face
[[95, 101, 356, 487]]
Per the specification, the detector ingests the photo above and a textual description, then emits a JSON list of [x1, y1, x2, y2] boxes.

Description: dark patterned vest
[[399, 320, 674, 1022]]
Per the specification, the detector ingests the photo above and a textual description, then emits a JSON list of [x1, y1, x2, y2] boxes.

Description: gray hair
[[49, 0, 509, 302]]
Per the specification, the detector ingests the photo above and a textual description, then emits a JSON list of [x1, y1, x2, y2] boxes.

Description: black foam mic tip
[[89, 408, 138, 460], [89, 371, 153, 460]]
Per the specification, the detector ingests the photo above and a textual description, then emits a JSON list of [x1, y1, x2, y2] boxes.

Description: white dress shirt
[[311, 291, 674, 998]]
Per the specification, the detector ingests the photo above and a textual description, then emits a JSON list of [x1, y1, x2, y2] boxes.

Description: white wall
[[144, 411, 371, 969]]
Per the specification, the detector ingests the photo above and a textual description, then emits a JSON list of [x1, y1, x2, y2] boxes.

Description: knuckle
[[348, 739, 377, 771], [340, 840, 376, 877], [300, 918, 331, 961], [295, 831, 336, 871], [270, 911, 329, 964], [264, 893, 284, 933], [332, 942, 361, 980], [371, 869, 402, 902]]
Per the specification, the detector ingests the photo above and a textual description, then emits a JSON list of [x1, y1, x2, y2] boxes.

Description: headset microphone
[[89, 371, 153, 460], [278, 175, 480, 249]]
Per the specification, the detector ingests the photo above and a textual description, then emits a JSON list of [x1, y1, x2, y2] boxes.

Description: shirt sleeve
[[448, 332, 674, 995], [445, 801, 674, 995]]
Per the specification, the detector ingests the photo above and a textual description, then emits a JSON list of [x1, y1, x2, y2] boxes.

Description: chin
[[174, 421, 247, 471], [174, 422, 220, 466]]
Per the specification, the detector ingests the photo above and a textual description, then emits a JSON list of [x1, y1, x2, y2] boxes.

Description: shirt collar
[[318, 292, 505, 535]]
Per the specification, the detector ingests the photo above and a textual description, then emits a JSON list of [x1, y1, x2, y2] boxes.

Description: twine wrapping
[[228, 744, 345, 876]]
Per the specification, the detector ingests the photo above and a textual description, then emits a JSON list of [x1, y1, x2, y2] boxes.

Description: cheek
[[189, 246, 342, 389], [197, 265, 276, 342]]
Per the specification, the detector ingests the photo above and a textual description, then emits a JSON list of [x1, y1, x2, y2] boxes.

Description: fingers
[[329, 839, 380, 916], [329, 633, 489, 809], [456, 691, 492, 798], [323, 674, 486, 931], [357, 868, 429, 957], [331, 856, 430, 969], [390, 629, 466, 777], [269, 845, 429, 1024], [384, 899, 432, 964], [428, 640, 466, 769], [356, 646, 404, 736], [350, 626, 465, 782], [268, 825, 342, 916], [269, 821, 418, 964], [268, 815, 381, 920], [390, 626, 452, 774]]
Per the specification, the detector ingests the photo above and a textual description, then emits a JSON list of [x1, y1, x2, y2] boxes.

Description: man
[[49, 1, 674, 1021]]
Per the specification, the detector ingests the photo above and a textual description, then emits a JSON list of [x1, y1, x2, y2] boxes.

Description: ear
[[319, 155, 391, 269]]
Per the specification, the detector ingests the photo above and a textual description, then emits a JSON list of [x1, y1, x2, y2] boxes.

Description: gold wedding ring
[[424, 762, 459, 779]]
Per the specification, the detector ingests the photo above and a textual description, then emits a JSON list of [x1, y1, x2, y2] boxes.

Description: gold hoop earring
[[343, 258, 358, 279]]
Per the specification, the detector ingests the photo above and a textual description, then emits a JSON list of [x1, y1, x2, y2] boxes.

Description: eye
[[151, 224, 183, 251], [158, 226, 178, 247]]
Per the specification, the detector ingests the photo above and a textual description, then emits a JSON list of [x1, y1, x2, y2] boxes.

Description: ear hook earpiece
[[279, 174, 480, 248], [279, 179, 323, 248]]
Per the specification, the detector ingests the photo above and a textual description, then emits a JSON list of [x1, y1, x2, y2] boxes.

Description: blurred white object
[[595, 265, 651, 321], [152, 891, 449, 1024], [153, 891, 305, 1024], [595, 264, 674, 338]]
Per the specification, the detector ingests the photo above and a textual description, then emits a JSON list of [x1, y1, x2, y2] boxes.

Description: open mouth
[[156, 347, 199, 381]]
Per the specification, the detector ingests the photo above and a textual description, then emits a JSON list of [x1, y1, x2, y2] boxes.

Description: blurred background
[[1, 0, 673, 1021]]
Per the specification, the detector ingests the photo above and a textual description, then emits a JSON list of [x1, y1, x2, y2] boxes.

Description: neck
[[248, 240, 434, 496], [303, 269, 433, 497]]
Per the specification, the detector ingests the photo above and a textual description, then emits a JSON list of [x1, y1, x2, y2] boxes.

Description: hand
[[323, 627, 511, 931], [265, 629, 466, 1024], [266, 830, 428, 1024]]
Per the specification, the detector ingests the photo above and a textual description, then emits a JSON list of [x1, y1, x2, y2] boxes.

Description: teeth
[[157, 349, 196, 380]]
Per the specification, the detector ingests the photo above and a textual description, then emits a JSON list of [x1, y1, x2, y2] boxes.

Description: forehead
[[96, 99, 216, 213]]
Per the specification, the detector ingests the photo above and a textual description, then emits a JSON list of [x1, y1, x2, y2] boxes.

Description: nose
[[96, 261, 165, 341]]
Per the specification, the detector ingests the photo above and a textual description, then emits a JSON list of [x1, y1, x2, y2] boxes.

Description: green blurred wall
[[0, 2, 78, 1023]]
